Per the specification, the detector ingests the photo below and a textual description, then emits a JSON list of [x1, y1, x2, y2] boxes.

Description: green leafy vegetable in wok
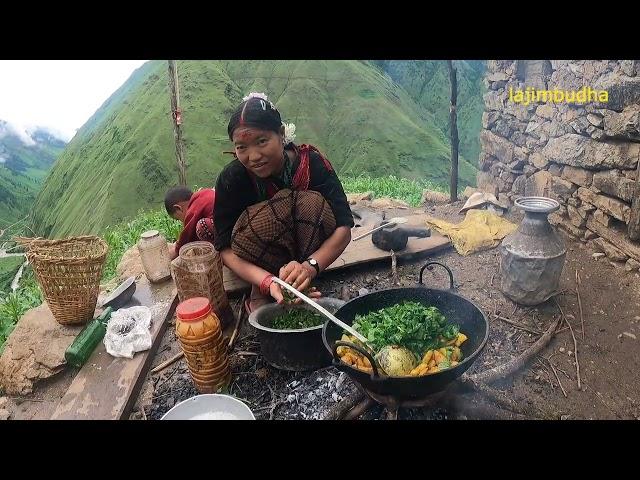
[[351, 301, 460, 358]]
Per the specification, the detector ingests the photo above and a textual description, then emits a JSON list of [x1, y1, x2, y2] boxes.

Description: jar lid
[[176, 297, 211, 321], [141, 230, 160, 239]]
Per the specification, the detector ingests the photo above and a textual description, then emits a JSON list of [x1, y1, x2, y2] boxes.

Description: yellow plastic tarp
[[426, 209, 518, 256]]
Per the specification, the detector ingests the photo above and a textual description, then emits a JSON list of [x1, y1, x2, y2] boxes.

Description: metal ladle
[[270, 276, 373, 349]]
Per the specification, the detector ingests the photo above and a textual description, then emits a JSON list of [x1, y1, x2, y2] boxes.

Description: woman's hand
[[270, 283, 322, 305], [268, 281, 285, 304], [279, 260, 317, 292]]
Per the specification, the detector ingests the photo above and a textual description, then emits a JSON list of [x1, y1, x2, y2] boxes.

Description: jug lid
[[141, 229, 160, 239], [176, 297, 212, 321], [514, 197, 560, 214]]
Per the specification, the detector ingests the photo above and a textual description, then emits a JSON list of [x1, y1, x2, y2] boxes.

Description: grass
[[341, 174, 450, 207]]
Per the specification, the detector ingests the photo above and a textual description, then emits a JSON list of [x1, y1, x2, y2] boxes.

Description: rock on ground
[[116, 245, 146, 282], [0, 303, 84, 395]]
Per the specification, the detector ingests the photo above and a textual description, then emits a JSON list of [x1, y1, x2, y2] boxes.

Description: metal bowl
[[161, 394, 255, 420], [248, 297, 345, 371]]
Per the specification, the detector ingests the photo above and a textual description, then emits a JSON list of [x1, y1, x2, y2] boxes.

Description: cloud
[[0, 119, 70, 147], [26, 125, 70, 143], [0, 60, 147, 144], [0, 120, 35, 146]]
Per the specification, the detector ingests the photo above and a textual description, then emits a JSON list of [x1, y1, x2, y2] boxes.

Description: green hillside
[[372, 60, 485, 166], [32, 60, 481, 238], [0, 123, 65, 225]]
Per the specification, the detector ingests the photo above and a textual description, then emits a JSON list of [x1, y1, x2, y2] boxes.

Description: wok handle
[[332, 341, 381, 378], [418, 261, 455, 290]]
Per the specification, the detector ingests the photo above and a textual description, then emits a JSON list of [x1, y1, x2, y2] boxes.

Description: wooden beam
[[448, 60, 459, 203], [168, 60, 187, 186]]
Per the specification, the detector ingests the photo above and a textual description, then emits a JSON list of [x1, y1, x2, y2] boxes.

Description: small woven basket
[[16, 235, 109, 326]]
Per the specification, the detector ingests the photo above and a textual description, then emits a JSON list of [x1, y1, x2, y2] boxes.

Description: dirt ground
[[130, 200, 640, 421]]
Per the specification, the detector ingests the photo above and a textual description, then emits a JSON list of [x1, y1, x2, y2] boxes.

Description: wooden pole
[[448, 60, 459, 202], [627, 159, 640, 241], [168, 60, 187, 186]]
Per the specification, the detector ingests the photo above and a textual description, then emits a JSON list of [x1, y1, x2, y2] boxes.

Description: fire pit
[[331, 384, 452, 420], [322, 262, 490, 418]]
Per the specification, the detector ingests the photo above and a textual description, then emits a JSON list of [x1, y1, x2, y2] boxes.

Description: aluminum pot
[[248, 297, 345, 371]]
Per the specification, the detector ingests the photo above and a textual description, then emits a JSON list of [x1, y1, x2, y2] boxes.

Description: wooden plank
[[222, 212, 452, 289], [51, 279, 178, 420], [326, 234, 450, 271], [327, 213, 451, 271]]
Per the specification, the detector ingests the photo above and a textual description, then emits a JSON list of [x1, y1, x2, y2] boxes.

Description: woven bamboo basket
[[16, 235, 109, 326]]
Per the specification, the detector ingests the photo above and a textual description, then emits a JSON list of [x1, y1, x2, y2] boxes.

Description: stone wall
[[479, 60, 640, 271]]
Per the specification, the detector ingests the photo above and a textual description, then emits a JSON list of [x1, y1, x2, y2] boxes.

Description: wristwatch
[[305, 258, 320, 275]]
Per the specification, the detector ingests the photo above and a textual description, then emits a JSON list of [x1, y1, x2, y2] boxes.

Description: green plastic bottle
[[64, 307, 113, 368]]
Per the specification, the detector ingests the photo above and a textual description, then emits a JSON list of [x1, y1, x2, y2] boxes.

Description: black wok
[[322, 262, 489, 399]]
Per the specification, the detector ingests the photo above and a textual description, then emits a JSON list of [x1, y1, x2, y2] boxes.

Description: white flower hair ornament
[[242, 92, 278, 111], [243, 92, 268, 102], [283, 123, 296, 144]]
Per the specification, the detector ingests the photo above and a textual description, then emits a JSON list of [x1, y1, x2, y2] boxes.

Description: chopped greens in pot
[[272, 308, 325, 330]]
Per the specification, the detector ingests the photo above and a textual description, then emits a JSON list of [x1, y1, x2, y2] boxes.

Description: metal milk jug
[[500, 197, 567, 306]]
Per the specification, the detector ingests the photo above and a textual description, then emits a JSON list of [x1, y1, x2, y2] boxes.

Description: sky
[[0, 60, 148, 143]]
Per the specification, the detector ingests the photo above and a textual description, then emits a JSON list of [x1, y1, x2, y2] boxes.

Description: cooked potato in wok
[[335, 302, 470, 377], [337, 332, 468, 377]]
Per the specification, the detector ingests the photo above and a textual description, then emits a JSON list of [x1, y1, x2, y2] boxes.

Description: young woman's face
[[232, 127, 284, 178]]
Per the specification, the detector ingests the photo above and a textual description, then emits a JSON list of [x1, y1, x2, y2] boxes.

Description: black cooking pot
[[249, 297, 345, 371], [322, 262, 489, 399]]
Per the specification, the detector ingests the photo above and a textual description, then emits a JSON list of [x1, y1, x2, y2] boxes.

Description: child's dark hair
[[164, 186, 193, 214], [227, 97, 282, 140]]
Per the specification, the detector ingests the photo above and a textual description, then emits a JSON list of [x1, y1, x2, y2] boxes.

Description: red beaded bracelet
[[260, 274, 274, 296]]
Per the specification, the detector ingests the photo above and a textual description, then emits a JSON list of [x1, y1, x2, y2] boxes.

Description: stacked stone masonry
[[480, 60, 640, 269]]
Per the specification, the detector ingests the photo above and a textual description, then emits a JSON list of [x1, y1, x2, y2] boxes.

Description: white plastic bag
[[104, 306, 153, 358]]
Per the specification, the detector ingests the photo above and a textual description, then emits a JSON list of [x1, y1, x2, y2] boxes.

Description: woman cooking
[[213, 92, 354, 313]]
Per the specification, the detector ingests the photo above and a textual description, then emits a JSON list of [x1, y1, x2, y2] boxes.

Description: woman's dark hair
[[227, 97, 282, 140]]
